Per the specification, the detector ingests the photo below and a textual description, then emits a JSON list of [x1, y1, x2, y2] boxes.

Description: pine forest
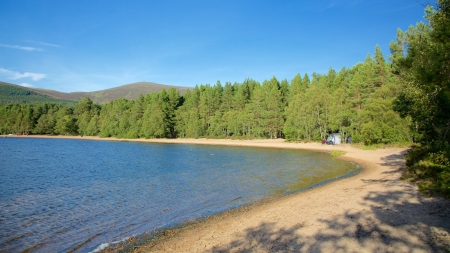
[[1, 1, 449, 195], [0, 45, 410, 144]]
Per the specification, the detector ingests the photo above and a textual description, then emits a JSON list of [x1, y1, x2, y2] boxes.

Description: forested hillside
[[26, 82, 191, 104], [0, 45, 412, 145], [0, 82, 77, 105]]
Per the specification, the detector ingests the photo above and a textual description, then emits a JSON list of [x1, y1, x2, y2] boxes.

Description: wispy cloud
[[25, 40, 62, 48], [0, 43, 43, 51], [0, 68, 46, 81]]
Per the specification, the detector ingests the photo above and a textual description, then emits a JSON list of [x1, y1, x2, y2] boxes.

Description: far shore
[[1, 134, 381, 154], [4, 134, 450, 252]]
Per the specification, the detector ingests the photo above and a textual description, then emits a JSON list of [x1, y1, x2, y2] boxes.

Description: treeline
[[390, 0, 450, 196], [0, 46, 412, 144], [1, 2, 447, 196]]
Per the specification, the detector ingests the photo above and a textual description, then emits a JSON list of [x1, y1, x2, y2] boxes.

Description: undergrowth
[[402, 144, 450, 198], [352, 142, 412, 150]]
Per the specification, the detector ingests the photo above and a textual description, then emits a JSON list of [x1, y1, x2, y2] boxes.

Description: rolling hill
[[0, 82, 77, 105], [0, 81, 191, 104]]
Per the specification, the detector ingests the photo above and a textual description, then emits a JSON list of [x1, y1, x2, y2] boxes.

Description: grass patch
[[352, 142, 412, 150], [331, 150, 346, 157]]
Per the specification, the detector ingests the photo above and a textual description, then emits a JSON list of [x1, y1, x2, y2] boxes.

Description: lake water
[[0, 137, 358, 252]]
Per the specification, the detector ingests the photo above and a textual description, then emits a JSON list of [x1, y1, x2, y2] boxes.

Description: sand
[[8, 135, 450, 252]]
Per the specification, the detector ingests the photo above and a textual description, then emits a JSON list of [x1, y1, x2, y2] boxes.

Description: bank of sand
[[11, 135, 450, 252]]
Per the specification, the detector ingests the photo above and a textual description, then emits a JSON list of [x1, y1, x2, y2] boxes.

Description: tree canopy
[[391, 0, 450, 196], [1, 2, 448, 198], [0, 45, 411, 145]]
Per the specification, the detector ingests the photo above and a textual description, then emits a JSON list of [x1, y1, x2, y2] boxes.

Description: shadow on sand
[[210, 150, 450, 253]]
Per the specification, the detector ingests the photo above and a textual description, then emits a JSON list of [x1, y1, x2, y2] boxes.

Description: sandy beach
[[8, 135, 450, 252]]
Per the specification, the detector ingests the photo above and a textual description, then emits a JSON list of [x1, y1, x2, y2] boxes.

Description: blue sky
[[0, 0, 426, 92]]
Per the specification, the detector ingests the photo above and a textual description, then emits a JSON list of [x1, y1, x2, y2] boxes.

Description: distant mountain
[[0, 82, 77, 105], [1, 81, 192, 104]]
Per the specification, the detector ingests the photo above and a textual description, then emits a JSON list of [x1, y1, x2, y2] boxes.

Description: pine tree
[[261, 77, 284, 138], [290, 73, 304, 98], [303, 73, 311, 87], [392, 0, 450, 147], [374, 45, 387, 87], [221, 82, 234, 112]]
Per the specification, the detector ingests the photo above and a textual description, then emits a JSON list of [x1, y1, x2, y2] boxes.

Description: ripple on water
[[0, 138, 358, 252]]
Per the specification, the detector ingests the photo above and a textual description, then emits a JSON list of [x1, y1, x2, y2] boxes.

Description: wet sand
[[8, 135, 450, 252]]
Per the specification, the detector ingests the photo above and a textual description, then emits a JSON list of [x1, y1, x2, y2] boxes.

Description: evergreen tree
[[302, 73, 311, 87], [233, 81, 250, 110], [349, 55, 379, 111], [261, 77, 284, 138], [374, 45, 388, 87], [54, 107, 77, 135], [289, 73, 304, 100], [392, 8, 450, 147], [245, 84, 264, 137], [284, 93, 305, 141], [175, 87, 202, 138], [221, 82, 234, 112], [325, 67, 337, 91], [279, 79, 290, 107], [329, 87, 354, 136]]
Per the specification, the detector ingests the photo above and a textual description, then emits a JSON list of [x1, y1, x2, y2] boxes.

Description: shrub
[[403, 145, 450, 198]]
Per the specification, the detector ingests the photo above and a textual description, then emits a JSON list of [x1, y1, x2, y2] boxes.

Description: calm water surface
[[0, 137, 358, 252]]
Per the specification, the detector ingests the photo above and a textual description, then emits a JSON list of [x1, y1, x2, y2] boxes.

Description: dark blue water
[[0, 137, 358, 252]]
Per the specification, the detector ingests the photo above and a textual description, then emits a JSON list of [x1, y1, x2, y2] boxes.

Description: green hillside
[[0, 82, 77, 105], [27, 82, 191, 104]]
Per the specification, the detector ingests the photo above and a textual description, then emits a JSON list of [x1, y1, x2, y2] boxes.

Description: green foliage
[[55, 114, 77, 135], [0, 29, 413, 146], [0, 60, 410, 141], [358, 143, 384, 150], [361, 121, 383, 145], [392, 0, 450, 197], [403, 146, 450, 197]]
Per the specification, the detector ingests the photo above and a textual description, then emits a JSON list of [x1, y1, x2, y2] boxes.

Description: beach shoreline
[[5, 135, 450, 252]]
